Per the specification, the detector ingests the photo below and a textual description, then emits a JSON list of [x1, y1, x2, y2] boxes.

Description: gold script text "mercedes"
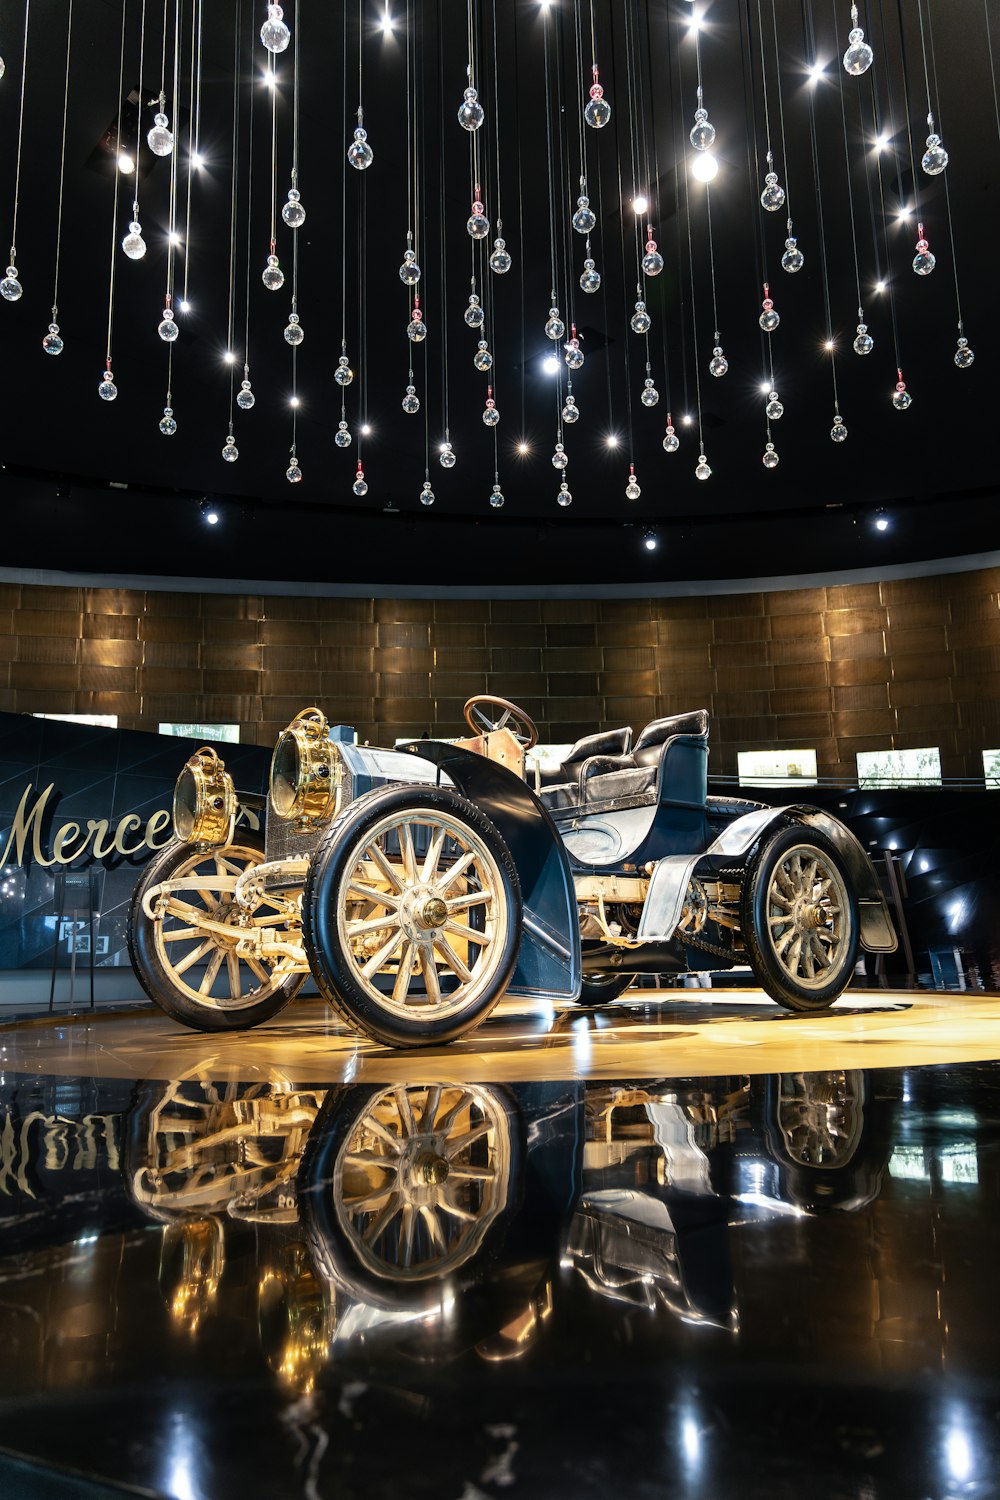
[[0, 783, 174, 872]]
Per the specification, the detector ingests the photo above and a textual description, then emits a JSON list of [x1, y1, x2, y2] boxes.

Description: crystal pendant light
[[853, 315, 873, 355], [420, 479, 435, 504], [260, 3, 290, 52], [402, 384, 420, 413], [781, 234, 804, 273], [695, 453, 711, 480], [284, 312, 304, 345], [912, 223, 936, 275], [158, 303, 179, 341], [334, 353, 354, 385], [892, 370, 912, 410], [399, 242, 421, 285], [765, 389, 784, 420], [147, 106, 174, 157], [760, 153, 785, 211], [842, 4, 873, 74], [237, 376, 255, 409], [282, 187, 306, 228], [641, 232, 664, 276], [457, 86, 484, 131], [552, 442, 568, 470], [562, 394, 579, 423], [584, 66, 611, 129], [353, 463, 368, 496], [625, 465, 641, 500], [347, 126, 373, 171], [0, 262, 22, 300], [689, 88, 716, 149], [0, 59, 5, 79], [640, 376, 659, 407], [464, 293, 484, 328], [439, 441, 456, 468], [286, 455, 303, 483], [631, 300, 651, 334], [489, 237, 511, 274], [222, 433, 239, 461], [709, 344, 728, 377], [830, 413, 848, 441], [483, 388, 500, 425], [921, 118, 948, 176], [407, 295, 427, 341], [489, 483, 505, 508], [159, 405, 177, 435], [557, 481, 572, 507], [579, 256, 601, 293], [42, 322, 63, 355], [572, 194, 596, 234], [262, 252, 284, 290], [334, 420, 352, 447], [762, 442, 779, 469], [545, 306, 565, 341], [473, 340, 493, 371], [467, 199, 489, 239], [663, 418, 679, 453], [954, 334, 974, 368], [564, 328, 584, 368], [759, 285, 780, 332], [122, 219, 147, 259], [98, 363, 117, 400]]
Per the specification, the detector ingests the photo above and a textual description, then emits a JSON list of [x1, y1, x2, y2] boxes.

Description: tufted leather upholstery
[[632, 710, 710, 767]]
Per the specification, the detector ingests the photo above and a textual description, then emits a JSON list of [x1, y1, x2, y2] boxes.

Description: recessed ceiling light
[[643, 530, 658, 551]]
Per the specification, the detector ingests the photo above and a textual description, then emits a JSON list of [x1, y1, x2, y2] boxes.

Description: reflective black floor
[[1, 1057, 999, 1498]]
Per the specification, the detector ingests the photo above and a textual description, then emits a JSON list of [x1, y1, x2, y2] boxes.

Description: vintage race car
[[128, 696, 897, 1048]]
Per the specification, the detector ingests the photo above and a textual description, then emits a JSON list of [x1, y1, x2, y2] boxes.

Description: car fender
[[638, 804, 897, 952], [400, 741, 582, 999]]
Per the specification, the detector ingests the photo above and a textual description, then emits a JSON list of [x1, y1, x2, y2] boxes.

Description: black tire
[[573, 971, 636, 1006], [740, 824, 860, 1012], [128, 832, 305, 1032], [761, 1071, 891, 1212], [302, 784, 522, 1048]]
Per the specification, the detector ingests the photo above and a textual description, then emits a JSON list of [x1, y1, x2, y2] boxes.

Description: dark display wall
[[0, 567, 997, 780]]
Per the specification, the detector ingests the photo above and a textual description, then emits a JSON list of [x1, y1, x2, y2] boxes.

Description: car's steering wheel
[[464, 695, 539, 750]]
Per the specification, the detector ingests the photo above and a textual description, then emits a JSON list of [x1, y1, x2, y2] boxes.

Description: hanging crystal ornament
[[892, 370, 912, 410], [159, 405, 177, 435], [353, 463, 368, 496], [625, 465, 641, 500], [0, 59, 5, 79], [781, 232, 804, 273], [562, 393, 579, 423], [760, 152, 786, 212], [467, 197, 489, 240], [853, 312, 873, 354], [158, 302, 179, 341], [842, 4, 873, 75], [334, 351, 354, 385], [402, 383, 420, 413], [281, 186, 306, 228], [640, 374, 659, 407], [641, 229, 664, 277], [758, 284, 780, 332], [98, 361, 117, 400], [912, 223, 936, 275], [286, 454, 303, 483], [954, 332, 975, 368], [237, 369, 256, 408], [483, 388, 500, 426], [557, 481, 572, 507], [489, 236, 512, 274], [631, 299, 651, 334], [464, 292, 484, 328], [407, 294, 427, 341], [260, 3, 290, 52], [42, 322, 63, 355], [709, 341, 728, 377], [122, 218, 147, 260], [420, 480, 435, 505], [663, 418, 679, 453], [348, 125, 373, 171], [921, 114, 948, 176], [831, 412, 848, 441], [579, 256, 601, 294], [695, 453, 711, 480], [689, 88, 716, 150], [572, 189, 596, 234], [147, 99, 174, 157], [762, 442, 779, 469], [765, 389, 784, 420], [545, 306, 565, 341], [222, 433, 239, 461], [584, 65, 611, 129], [334, 419, 352, 447], [489, 483, 504, 508], [399, 238, 421, 285], [440, 440, 456, 468], [457, 85, 484, 131], [284, 312, 304, 345], [551, 443, 568, 470], [0, 261, 22, 301], [564, 326, 584, 368], [262, 251, 284, 290], [473, 340, 493, 372]]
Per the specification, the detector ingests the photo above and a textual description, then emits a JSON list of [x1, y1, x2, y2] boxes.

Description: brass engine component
[[270, 706, 345, 825], [172, 747, 237, 846]]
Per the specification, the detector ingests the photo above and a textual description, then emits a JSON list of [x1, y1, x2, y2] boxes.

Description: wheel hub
[[397, 1136, 450, 1204], [398, 885, 448, 941]]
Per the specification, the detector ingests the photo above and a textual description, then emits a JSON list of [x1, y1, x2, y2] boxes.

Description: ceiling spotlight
[[169, 231, 182, 246], [807, 61, 824, 84], [824, 339, 835, 351], [875, 279, 887, 293], [179, 299, 191, 313], [517, 441, 530, 455], [199, 499, 220, 526], [117, 152, 135, 174], [605, 433, 620, 447], [682, 413, 694, 426], [895, 205, 912, 221], [379, 11, 394, 32], [690, 150, 718, 183], [262, 70, 277, 89], [223, 350, 235, 363], [874, 509, 889, 532], [191, 152, 206, 169], [361, 423, 372, 435], [643, 530, 659, 552], [290, 395, 300, 407], [875, 132, 891, 151], [759, 381, 771, 394], [632, 194, 649, 215], [543, 355, 560, 375]]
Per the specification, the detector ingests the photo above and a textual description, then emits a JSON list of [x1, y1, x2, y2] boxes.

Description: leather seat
[[539, 727, 632, 811], [540, 711, 710, 816]]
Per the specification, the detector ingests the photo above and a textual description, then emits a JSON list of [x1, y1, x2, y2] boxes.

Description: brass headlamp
[[270, 706, 344, 824], [173, 747, 237, 845]]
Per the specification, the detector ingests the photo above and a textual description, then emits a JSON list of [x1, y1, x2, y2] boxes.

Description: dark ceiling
[[0, 0, 996, 588]]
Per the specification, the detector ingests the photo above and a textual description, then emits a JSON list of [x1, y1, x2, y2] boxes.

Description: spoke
[[439, 1199, 477, 1223], [347, 880, 402, 909], [360, 1116, 405, 1154], [786, 934, 803, 976], [811, 934, 832, 968], [443, 918, 490, 947], [803, 942, 816, 979], [394, 1088, 416, 1137], [774, 865, 795, 900], [419, 1203, 446, 1250], [419, 944, 442, 1008], [165, 897, 219, 925], [343, 1151, 397, 1173], [434, 1094, 469, 1137], [172, 938, 216, 976], [347, 912, 402, 938], [768, 889, 793, 911], [226, 950, 242, 999], [421, 1084, 442, 1130], [767, 914, 793, 928], [197, 949, 224, 995], [445, 890, 492, 912], [366, 840, 404, 893], [363, 1195, 402, 1248], [361, 927, 405, 981], [343, 1185, 393, 1212], [435, 850, 478, 895], [244, 954, 274, 988], [447, 1162, 495, 1182], [434, 936, 473, 985], [392, 942, 415, 1004], [162, 926, 200, 943], [399, 823, 418, 885], [421, 826, 446, 884], [774, 925, 797, 958], [495, 708, 512, 731], [400, 1202, 416, 1267], [445, 1122, 491, 1158]]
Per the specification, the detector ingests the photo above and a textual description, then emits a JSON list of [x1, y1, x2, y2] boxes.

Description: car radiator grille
[[264, 811, 329, 871]]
